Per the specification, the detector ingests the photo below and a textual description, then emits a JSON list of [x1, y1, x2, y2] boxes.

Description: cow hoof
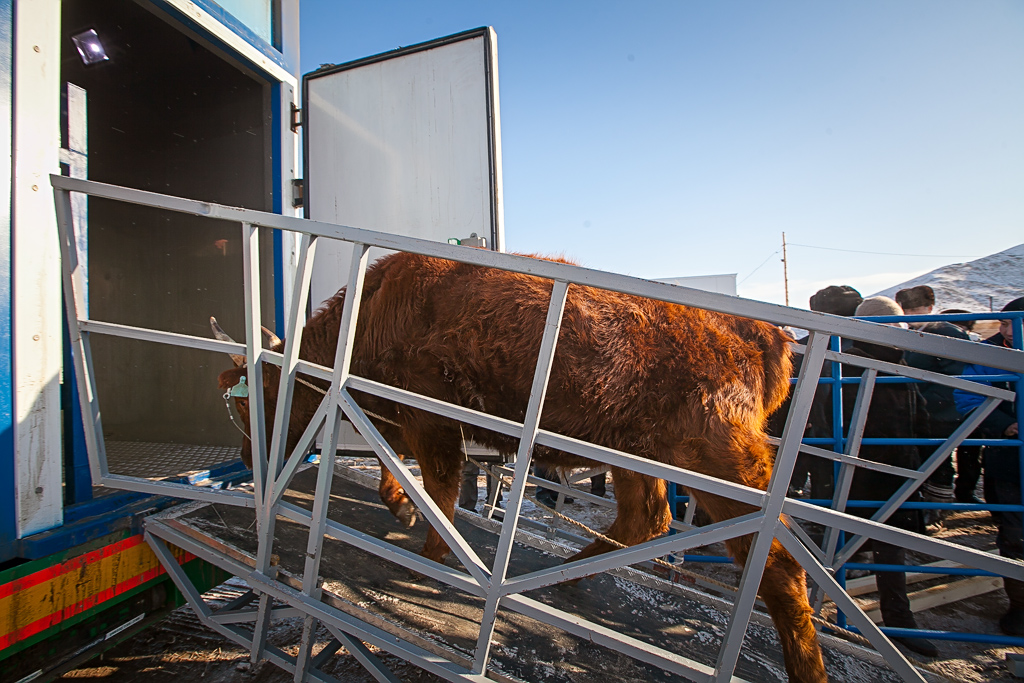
[[396, 501, 417, 528]]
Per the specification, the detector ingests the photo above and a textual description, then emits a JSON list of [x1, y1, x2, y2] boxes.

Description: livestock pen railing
[[802, 311, 1023, 641], [51, 174, 1024, 683], [659, 309, 1024, 647]]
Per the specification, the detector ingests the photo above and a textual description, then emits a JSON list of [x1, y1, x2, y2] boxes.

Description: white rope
[[226, 374, 941, 669]]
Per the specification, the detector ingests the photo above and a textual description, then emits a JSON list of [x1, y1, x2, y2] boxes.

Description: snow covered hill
[[873, 243, 1024, 313]]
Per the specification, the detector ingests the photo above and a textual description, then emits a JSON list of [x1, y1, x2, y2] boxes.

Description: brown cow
[[217, 252, 826, 683]]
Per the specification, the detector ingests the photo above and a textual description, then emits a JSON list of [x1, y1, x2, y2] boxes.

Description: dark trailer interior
[[61, 0, 276, 476]]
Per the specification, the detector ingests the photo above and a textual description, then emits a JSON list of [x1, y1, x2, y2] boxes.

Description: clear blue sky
[[299, 1, 1023, 309]]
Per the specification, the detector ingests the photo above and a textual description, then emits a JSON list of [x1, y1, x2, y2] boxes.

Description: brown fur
[[218, 252, 826, 682]]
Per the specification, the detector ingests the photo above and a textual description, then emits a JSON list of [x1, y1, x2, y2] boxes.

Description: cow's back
[[339, 252, 791, 453]]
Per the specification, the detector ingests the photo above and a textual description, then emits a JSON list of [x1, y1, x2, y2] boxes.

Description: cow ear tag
[[228, 376, 249, 398]]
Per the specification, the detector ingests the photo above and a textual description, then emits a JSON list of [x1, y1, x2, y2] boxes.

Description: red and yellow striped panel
[[0, 534, 193, 649]]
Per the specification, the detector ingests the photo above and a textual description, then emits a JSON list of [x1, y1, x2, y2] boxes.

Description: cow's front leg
[[404, 430, 463, 565], [377, 458, 417, 528]]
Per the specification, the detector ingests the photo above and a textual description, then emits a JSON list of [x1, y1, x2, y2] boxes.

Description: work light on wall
[[71, 29, 109, 66]]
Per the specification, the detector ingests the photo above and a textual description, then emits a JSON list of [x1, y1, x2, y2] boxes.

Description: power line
[[788, 243, 981, 259], [738, 248, 781, 285]]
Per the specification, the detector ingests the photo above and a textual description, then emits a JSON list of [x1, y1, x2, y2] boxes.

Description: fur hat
[[941, 309, 975, 332], [856, 296, 904, 318], [1002, 296, 1024, 313], [809, 285, 863, 316], [894, 285, 934, 311]]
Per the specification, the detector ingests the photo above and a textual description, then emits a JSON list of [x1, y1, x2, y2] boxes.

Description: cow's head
[[211, 316, 282, 469]]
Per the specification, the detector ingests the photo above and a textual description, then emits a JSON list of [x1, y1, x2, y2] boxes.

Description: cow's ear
[[218, 367, 246, 391]]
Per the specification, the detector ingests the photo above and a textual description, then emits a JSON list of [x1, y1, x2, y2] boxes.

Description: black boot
[[1000, 610, 1024, 637], [875, 543, 939, 658], [891, 635, 939, 658], [1001, 579, 1024, 636]]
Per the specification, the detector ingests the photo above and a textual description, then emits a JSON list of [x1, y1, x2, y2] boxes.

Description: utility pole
[[781, 232, 790, 307]]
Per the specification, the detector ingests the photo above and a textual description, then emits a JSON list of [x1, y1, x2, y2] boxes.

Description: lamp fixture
[[71, 29, 109, 66]]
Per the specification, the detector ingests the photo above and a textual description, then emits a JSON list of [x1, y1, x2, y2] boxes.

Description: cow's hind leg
[[687, 431, 827, 683], [377, 458, 416, 528], [708, 502, 826, 683], [567, 468, 673, 563]]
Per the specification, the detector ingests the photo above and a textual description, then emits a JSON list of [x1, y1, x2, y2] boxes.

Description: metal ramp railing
[[52, 173, 1024, 683]]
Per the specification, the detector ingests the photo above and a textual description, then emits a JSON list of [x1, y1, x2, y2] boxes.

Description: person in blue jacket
[[953, 296, 1023, 635]]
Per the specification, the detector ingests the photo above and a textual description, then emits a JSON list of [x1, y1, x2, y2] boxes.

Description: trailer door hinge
[[291, 179, 304, 209], [290, 103, 302, 132]]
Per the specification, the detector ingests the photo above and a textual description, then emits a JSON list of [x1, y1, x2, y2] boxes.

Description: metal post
[[252, 233, 319, 665], [1013, 314, 1023, 586], [59, 83, 92, 504], [829, 334, 847, 627], [52, 187, 107, 482], [713, 330, 829, 681], [472, 279, 569, 674], [292, 244, 370, 680], [820, 369, 877, 571], [242, 222, 270, 507], [257, 233, 319, 565]]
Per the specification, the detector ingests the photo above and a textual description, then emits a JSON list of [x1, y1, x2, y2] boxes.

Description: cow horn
[[261, 326, 282, 349], [210, 316, 246, 367]]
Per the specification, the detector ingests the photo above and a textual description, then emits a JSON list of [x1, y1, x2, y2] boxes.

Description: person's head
[[999, 296, 1024, 344], [940, 308, 975, 332], [856, 296, 906, 327], [809, 285, 862, 317], [895, 285, 935, 316]]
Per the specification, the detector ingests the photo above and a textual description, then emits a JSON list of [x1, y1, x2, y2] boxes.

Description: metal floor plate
[[105, 441, 241, 479]]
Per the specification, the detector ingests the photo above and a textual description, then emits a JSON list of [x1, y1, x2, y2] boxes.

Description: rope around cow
[[222, 372, 941, 674], [470, 457, 950, 676]]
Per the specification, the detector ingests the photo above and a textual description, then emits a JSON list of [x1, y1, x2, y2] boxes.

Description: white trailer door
[[303, 27, 504, 310]]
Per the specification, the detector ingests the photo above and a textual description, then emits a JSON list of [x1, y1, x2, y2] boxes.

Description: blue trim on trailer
[[16, 492, 178, 559], [0, 0, 14, 563], [145, 0, 293, 77], [15, 462, 252, 559]]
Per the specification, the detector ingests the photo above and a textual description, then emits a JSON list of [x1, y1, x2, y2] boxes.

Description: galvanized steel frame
[[52, 174, 1024, 683]]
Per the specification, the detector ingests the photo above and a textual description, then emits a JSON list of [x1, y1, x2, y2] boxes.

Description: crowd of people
[[795, 283, 1023, 655]]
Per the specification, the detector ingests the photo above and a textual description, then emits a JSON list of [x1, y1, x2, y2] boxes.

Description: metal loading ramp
[[145, 463, 906, 683], [52, 175, 1024, 683]]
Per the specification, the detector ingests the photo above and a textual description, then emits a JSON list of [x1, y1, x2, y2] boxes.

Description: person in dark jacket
[[841, 296, 937, 657], [954, 296, 1023, 635], [903, 312, 972, 515], [776, 285, 864, 501], [937, 310, 985, 502]]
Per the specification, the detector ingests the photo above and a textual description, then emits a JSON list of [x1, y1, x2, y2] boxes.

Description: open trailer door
[[302, 27, 504, 310]]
